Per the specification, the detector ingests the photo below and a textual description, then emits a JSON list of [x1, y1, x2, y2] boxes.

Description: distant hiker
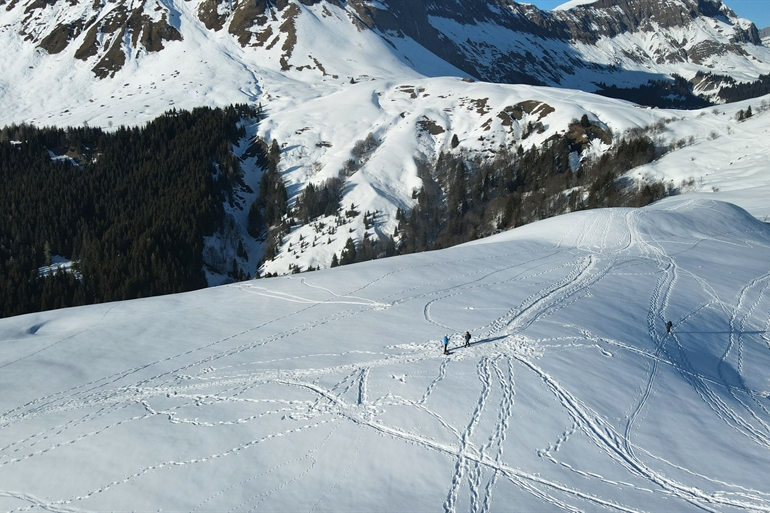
[[464, 331, 471, 347], [443, 335, 449, 355], [666, 321, 673, 334]]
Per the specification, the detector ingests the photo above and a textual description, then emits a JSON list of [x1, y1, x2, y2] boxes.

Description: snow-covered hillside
[[629, 96, 770, 220], [0, 0, 455, 130], [4, 51, 770, 280], [257, 77, 658, 276], [254, 81, 770, 275], [4, 0, 770, 289], [1, 197, 769, 511]]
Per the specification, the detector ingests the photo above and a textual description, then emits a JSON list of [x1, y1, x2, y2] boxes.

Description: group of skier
[[442, 331, 472, 355]]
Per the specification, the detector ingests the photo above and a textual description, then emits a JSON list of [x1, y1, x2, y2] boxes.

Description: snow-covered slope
[[4, 0, 770, 285], [255, 78, 770, 275], [258, 77, 652, 276], [2, 197, 770, 511], [628, 95, 770, 220], [0, 0, 460, 129], [6, 54, 770, 280]]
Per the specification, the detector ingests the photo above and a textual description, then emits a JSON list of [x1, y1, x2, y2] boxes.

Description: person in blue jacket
[[443, 334, 449, 355]]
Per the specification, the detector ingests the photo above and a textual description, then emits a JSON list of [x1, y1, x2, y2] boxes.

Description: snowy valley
[[4, 0, 770, 283], [1, 0, 770, 281]]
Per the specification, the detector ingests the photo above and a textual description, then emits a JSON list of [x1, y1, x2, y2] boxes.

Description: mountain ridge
[[3, 0, 770, 131]]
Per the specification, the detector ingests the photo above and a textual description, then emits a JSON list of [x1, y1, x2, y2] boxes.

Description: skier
[[443, 334, 449, 355], [666, 320, 673, 334], [464, 331, 471, 347]]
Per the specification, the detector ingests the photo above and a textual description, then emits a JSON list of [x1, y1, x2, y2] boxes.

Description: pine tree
[[248, 202, 263, 237], [43, 241, 52, 266], [340, 238, 357, 265], [385, 235, 396, 257]]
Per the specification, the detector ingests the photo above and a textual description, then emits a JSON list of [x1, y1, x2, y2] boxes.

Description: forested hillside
[[0, 106, 257, 318], [0, 105, 684, 318], [391, 130, 665, 257]]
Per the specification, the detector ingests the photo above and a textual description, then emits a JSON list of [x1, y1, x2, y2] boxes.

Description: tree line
[[262, 119, 669, 270], [596, 75, 711, 109], [721, 75, 770, 103], [596, 72, 770, 109]]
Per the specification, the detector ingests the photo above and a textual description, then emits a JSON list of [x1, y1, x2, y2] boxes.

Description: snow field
[[2, 197, 770, 510]]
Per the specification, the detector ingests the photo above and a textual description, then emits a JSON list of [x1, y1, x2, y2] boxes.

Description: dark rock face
[[39, 19, 85, 54], [24, 0, 182, 77], [558, 0, 704, 41], [334, 0, 762, 86], [15, 0, 765, 86], [544, 0, 760, 69]]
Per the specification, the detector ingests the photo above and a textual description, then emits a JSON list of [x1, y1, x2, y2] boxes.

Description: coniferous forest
[[0, 105, 257, 318], [595, 75, 711, 109], [388, 130, 664, 257]]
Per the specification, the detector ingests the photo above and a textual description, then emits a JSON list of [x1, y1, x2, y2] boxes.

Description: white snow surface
[[554, 0, 599, 11], [628, 96, 770, 221], [0, 0, 459, 130], [1, 0, 769, 130], [2, 197, 770, 511], [258, 77, 664, 276]]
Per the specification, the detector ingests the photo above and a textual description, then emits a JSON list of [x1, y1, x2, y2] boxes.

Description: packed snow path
[[1, 198, 770, 512]]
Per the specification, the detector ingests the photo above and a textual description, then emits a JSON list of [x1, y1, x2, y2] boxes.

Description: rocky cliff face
[[557, 0, 758, 42], [340, 0, 767, 87], [2, 0, 770, 100], [18, 0, 182, 78], [557, 0, 761, 69]]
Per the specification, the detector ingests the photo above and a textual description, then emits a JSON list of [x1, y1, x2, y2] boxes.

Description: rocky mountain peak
[[1, 0, 768, 107], [553, 0, 759, 45], [18, 0, 182, 78]]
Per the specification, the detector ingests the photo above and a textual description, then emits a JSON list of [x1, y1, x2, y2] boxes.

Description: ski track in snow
[[2, 201, 770, 511]]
